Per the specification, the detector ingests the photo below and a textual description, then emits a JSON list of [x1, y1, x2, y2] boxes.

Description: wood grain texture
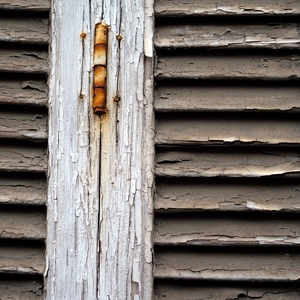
[[156, 148, 300, 177], [0, 79, 47, 106], [0, 279, 43, 300], [155, 282, 300, 300], [155, 248, 300, 281], [155, 179, 300, 212], [155, 23, 300, 49], [156, 115, 300, 145], [156, 53, 300, 80], [155, 84, 300, 112], [0, 243, 44, 275], [155, 213, 300, 246], [0, 0, 50, 11], [0, 109, 47, 141], [0, 48, 48, 74], [0, 176, 46, 205], [155, 0, 300, 16], [0, 143, 47, 173], [0, 17, 49, 44], [0, 209, 46, 240]]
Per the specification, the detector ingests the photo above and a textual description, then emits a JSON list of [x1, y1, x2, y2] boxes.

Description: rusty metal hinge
[[93, 22, 108, 115]]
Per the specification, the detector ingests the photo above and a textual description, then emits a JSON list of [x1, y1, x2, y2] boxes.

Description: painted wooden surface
[[0, 0, 50, 11]]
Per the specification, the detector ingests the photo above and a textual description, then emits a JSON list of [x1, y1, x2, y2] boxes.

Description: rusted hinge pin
[[93, 22, 108, 115]]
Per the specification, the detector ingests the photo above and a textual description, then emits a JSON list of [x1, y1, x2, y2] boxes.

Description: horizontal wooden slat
[[155, 148, 300, 177], [0, 17, 49, 44], [0, 209, 46, 240], [0, 79, 47, 106], [0, 48, 48, 74], [156, 115, 300, 145], [155, 213, 300, 246], [155, 0, 300, 16], [156, 53, 300, 80], [0, 243, 44, 275], [0, 0, 50, 11], [0, 143, 47, 173], [0, 278, 43, 299], [155, 23, 300, 49], [155, 248, 300, 281], [0, 176, 46, 205], [155, 84, 300, 112], [155, 179, 300, 212], [0, 109, 47, 141], [155, 282, 300, 300]]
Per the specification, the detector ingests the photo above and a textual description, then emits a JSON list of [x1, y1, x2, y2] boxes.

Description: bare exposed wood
[[0, 17, 49, 44], [155, 214, 300, 246], [156, 148, 300, 177], [0, 143, 47, 173], [156, 116, 300, 145], [155, 248, 300, 281], [155, 84, 300, 112], [0, 279, 43, 300], [155, 282, 300, 300], [0, 0, 50, 11], [155, 23, 300, 49], [0, 79, 47, 106], [0, 244, 44, 275], [0, 49, 48, 74], [156, 53, 300, 80], [0, 209, 46, 240], [155, 0, 300, 16], [0, 176, 46, 205], [0, 109, 47, 141], [155, 180, 300, 212]]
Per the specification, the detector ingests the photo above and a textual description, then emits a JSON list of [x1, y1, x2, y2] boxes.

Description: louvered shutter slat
[[0, 0, 50, 12]]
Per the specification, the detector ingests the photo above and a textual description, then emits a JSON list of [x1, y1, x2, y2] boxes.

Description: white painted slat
[[156, 149, 300, 177], [155, 84, 300, 112], [0, 79, 47, 106], [0, 17, 49, 44], [155, 179, 300, 212], [0, 109, 47, 141], [155, 249, 300, 281], [156, 116, 300, 145], [156, 53, 300, 80], [0, 0, 50, 11], [0, 244, 44, 275], [155, 0, 300, 16], [0, 49, 48, 74], [155, 214, 300, 246], [155, 23, 300, 49]]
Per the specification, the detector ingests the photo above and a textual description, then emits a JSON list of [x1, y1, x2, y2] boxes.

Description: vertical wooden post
[[46, 0, 100, 299]]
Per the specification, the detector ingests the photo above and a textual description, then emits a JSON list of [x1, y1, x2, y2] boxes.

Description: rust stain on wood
[[93, 22, 108, 115]]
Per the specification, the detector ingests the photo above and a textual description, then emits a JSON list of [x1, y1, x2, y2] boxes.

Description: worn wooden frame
[[47, 0, 154, 299]]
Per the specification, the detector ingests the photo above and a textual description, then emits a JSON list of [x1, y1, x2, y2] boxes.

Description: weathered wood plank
[[0, 209, 46, 240], [0, 79, 47, 106], [0, 143, 47, 173], [0, 243, 44, 275], [156, 53, 300, 80], [155, 179, 300, 212], [0, 0, 50, 11], [0, 49, 48, 74], [155, 282, 300, 300], [0, 176, 46, 205], [155, 248, 300, 281], [155, 213, 300, 246], [0, 109, 47, 141], [155, 84, 300, 112], [155, 148, 300, 177], [155, 23, 300, 49], [0, 17, 49, 44], [156, 116, 300, 145], [155, 0, 300, 16]]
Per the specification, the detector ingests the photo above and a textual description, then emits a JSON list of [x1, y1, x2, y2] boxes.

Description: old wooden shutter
[[154, 1, 300, 299], [0, 1, 49, 298]]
